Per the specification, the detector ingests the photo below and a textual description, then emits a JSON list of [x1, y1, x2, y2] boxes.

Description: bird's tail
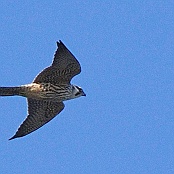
[[0, 87, 21, 96]]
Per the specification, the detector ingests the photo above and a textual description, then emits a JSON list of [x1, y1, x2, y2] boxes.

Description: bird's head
[[72, 85, 86, 98]]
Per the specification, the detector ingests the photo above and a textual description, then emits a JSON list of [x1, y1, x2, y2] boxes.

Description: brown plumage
[[0, 41, 85, 140]]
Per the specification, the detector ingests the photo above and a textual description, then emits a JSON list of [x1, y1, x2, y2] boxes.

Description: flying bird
[[0, 40, 86, 140]]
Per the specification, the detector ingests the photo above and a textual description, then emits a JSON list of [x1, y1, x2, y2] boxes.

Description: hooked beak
[[82, 91, 86, 96]]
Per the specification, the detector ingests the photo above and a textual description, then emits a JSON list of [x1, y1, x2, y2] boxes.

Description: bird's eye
[[75, 86, 82, 90]]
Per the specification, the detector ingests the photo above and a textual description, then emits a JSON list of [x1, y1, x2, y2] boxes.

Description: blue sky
[[0, 1, 173, 174]]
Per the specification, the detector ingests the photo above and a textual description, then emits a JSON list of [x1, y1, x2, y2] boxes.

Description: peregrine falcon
[[0, 40, 86, 140]]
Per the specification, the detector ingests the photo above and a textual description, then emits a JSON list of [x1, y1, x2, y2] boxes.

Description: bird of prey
[[0, 40, 86, 140]]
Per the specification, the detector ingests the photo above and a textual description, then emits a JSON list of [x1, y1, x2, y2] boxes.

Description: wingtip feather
[[9, 135, 17, 140]]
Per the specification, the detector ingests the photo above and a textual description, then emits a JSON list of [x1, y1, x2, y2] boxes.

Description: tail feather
[[0, 87, 21, 96]]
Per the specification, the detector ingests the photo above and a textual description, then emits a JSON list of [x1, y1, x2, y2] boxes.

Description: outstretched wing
[[33, 40, 81, 85], [9, 99, 64, 140]]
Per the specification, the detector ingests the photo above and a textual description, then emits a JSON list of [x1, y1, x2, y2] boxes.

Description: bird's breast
[[22, 83, 72, 101]]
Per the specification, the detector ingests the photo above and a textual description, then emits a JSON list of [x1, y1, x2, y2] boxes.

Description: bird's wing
[[9, 99, 64, 140], [33, 40, 81, 85]]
